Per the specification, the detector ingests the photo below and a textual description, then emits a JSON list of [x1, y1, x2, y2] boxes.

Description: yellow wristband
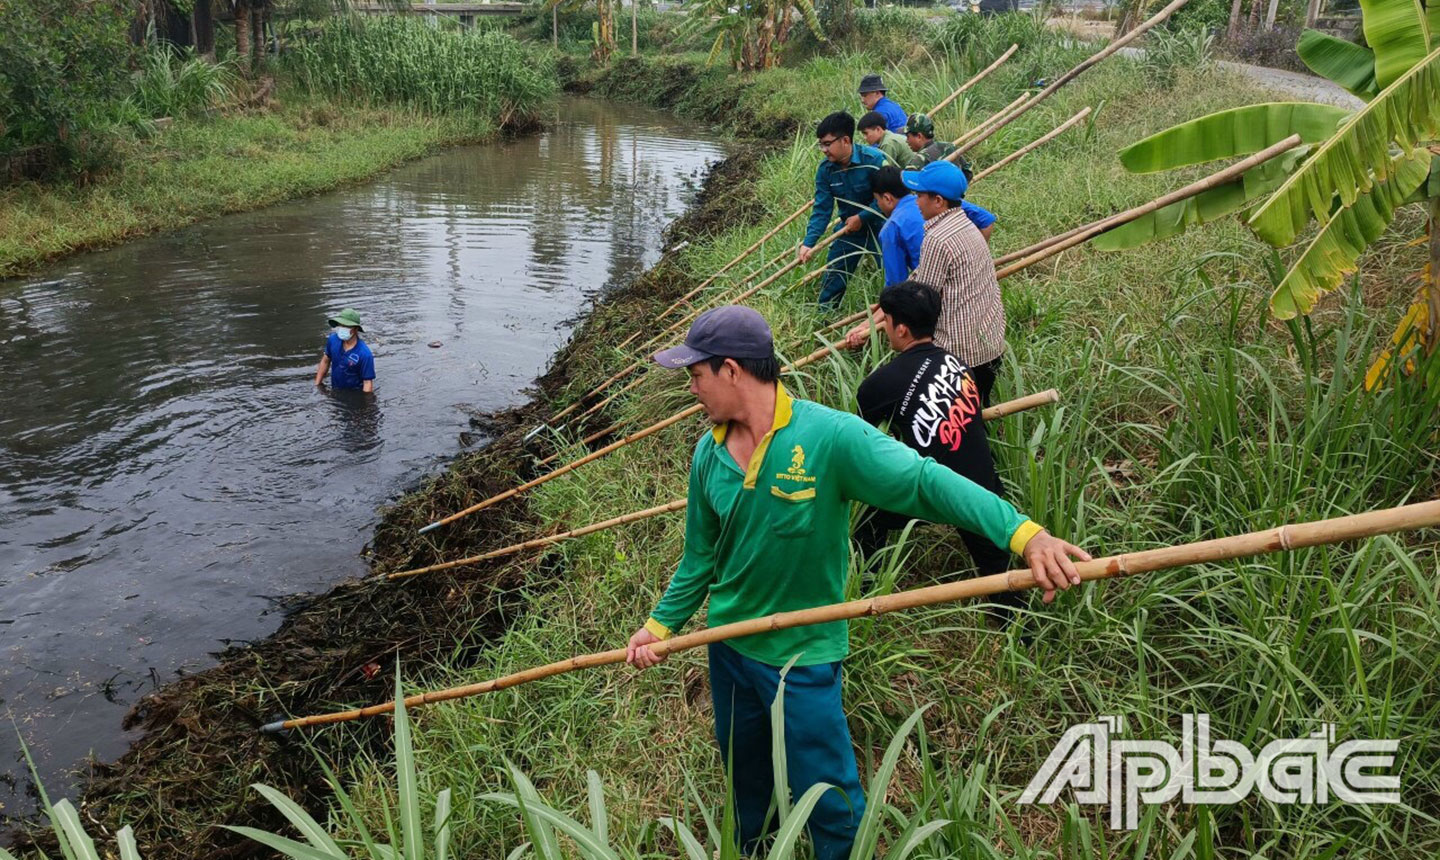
[[1009, 520, 1045, 556], [644, 617, 673, 640]]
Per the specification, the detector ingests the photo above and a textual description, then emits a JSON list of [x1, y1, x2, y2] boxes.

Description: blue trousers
[[817, 228, 879, 308], [708, 642, 866, 860]]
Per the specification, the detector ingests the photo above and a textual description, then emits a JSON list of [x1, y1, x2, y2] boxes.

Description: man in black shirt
[[853, 280, 1023, 624]]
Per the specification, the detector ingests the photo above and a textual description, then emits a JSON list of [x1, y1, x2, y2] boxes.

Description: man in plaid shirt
[[845, 160, 1007, 405]]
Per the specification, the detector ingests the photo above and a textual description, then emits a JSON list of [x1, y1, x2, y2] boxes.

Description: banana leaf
[[1296, 29, 1379, 100], [1094, 149, 1307, 250], [1247, 44, 1440, 246], [1117, 103, 1350, 173], [1269, 149, 1432, 318], [1360, 0, 1432, 88], [1430, 0, 1440, 41]]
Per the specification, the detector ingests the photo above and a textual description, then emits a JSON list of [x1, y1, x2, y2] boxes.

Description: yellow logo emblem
[[788, 445, 806, 475]]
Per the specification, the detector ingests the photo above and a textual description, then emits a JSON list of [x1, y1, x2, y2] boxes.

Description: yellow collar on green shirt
[[711, 382, 794, 489]]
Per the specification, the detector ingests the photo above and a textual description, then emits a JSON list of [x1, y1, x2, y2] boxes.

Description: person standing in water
[[314, 308, 376, 393]]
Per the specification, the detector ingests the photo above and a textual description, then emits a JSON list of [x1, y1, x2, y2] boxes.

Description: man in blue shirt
[[870, 166, 996, 289], [314, 308, 376, 392], [798, 112, 888, 308], [858, 74, 907, 133]]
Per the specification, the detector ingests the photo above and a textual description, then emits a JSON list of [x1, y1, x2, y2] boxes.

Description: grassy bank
[[349, 47, 1439, 860], [37, 25, 1440, 860], [0, 96, 501, 279], [1, 20, 555, 281]]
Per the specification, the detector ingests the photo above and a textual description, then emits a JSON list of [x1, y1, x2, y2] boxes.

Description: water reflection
[[0, 97, 725, 817]]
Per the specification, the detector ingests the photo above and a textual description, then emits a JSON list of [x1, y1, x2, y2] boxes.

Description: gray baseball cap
[[652, 305, 775, 368]]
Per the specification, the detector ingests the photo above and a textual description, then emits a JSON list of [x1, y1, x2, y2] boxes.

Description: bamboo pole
[[948, 94, 1027, 151], [403, 389, 1059, 578], [648, 57, 1015, 326], [930, 44, 1018, 118], [421, 340, 843, 533], [950, 0, 1192, 162], [994, 135, 1303, 278], [567, 111, 1090, 437], [971, 107, 1090, 183], [569, 137, 1301, 468], [542, 12, 1181, 431], [392, 499, 691, 580], [266, 499, 1440, 731]]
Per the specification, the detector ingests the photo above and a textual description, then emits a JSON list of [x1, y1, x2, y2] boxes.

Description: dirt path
[[1108, 43, 1365, 109], [1215, 59, 1365, 108]]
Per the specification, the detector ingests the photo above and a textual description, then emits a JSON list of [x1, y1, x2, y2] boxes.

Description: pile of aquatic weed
[[333, 60, 1440, 858], [3, 145, 766, 859]]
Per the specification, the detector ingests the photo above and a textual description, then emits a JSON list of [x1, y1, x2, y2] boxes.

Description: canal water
[[0, 97, 726, 816]]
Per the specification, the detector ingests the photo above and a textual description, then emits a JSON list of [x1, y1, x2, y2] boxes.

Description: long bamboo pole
[[266, 499, 1440, 731], [994, 134, 1303, 278], [393, 499, 690, 580], [651, 53, 1017, 326], [956, 0, 1192, 160], [440, 139, 1292, 532], [539, 57, 1029, 432], [545, 13, 1185, 431], [421, 341, 842, 533], [971, 107, 1090, 183], [402, 389, 1059, 578], [562, 111, 1090, 439]]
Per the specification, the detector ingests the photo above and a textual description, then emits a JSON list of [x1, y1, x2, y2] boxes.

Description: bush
[[787, 7, 940, 63], [0, 0, 134, 178], [129, 45, 239, 119], [930, 10, 1065, 68], [1142, 25, 1216, 87], [1221, 24, 1307, 72], [282, 18, 557, 125]]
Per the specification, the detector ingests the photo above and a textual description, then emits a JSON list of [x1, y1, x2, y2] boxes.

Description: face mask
[[334, 326, 353, 341]]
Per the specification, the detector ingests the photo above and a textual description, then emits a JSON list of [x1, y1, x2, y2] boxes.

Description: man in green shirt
[[858, 110, 911, 168], [627, 305, 1088, 859]]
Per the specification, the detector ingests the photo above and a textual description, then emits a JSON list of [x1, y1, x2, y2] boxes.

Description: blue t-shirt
[[873, 96, 909, 133], [879, 196, 998, 286], [962, 200, 997, 231], [879, 194, 926, 286], [325, 333, 376, 389]]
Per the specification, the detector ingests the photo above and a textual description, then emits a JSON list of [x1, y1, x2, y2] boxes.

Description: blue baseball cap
[[653, 305, 775, 368], [901, 160, 968, 200]]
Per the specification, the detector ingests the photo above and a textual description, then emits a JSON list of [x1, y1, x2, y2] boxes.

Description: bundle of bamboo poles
[[264, 498, 1440, 732], [419, 133, 1303, 534], [552, 104, 1093, 438], [546, 0, 1192, 427], [394, 390, 1060, 580]]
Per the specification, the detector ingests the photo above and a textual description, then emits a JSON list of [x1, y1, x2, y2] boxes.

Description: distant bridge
[[354, 3, 528, 26]]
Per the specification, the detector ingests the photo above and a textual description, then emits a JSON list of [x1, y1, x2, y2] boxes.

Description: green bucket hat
[[905, 113, 935, 138], [327, 308, 364, 332]]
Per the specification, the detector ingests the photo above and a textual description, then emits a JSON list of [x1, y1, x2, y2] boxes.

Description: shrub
[[1221, 24, 1307, 72], [1142, 25, 1216, 87], [128, 45, 239, 119], [0, 0, 134, 178]]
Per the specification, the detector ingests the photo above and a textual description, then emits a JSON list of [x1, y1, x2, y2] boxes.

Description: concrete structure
[[354, 3, 527, 28]]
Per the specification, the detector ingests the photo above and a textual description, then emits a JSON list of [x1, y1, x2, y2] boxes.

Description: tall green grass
[[128, 45, 239, 119], [340, 40, 1438, 860], [284, 18, 556, 124]]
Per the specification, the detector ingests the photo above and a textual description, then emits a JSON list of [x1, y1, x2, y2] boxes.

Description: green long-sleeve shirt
[[645, 383, 1042, 667]]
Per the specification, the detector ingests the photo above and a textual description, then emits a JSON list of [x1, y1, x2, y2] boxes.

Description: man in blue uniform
[[797, 112, 887, 308], [314, 308, 376, 393], [857, 74, 907, 132]]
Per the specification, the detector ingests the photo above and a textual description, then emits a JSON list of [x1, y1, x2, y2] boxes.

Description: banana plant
[[677, 0, 825, 71], [1095, 0, 1440, 386]]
